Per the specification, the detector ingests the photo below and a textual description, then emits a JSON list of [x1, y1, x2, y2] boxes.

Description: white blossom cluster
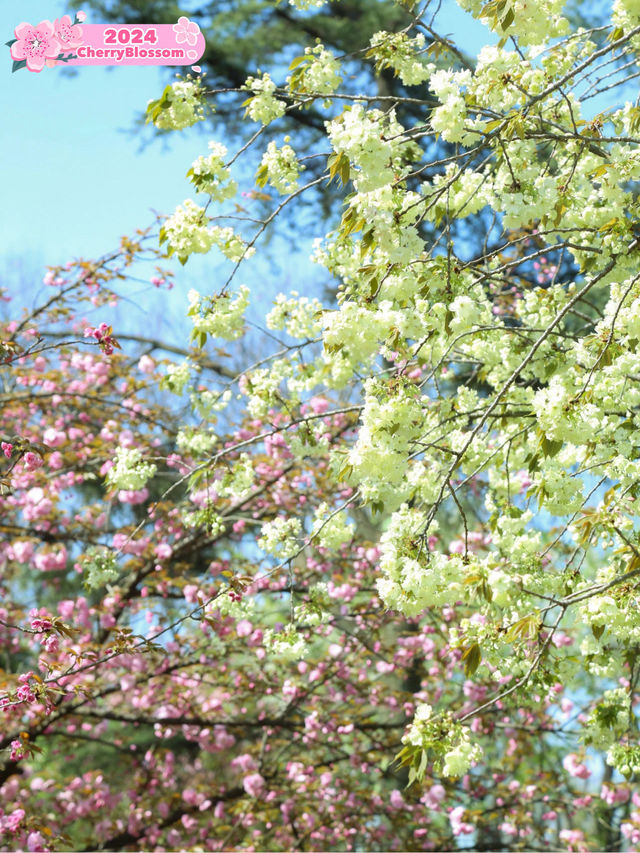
[[152, 78, 205, 131], [189, 141, 238, 202], [612, 0, 640, 31], [244, 73, 287, 125], [310, 502, 354, 550], [327, 105, 421, 193], [403, 704, 482, 778], [263, 626, 309, 661], [376, 505, 468, 615], [293, 582, 331, 627], [188, 286, 250, 342], [259, 516, 302, 560], [106, 448, 157, 491], [242, 358, 294, 419], [164, 201, 253, 262], [217, 454, 255, 500], [288, 44, 342, 96], [177, 428, 217, 456], [457, 0, 569, 45], [160, 360, 192, 396], [266, 291, 322, 338], [163, 200, 217, 258], [583, 689, 631, 749], [259, 140, 304, 195], [191, 388, 232, 421], [368, 31, 432, 86]]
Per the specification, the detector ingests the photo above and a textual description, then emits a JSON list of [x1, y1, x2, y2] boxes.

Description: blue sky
[[1, 0, 491, 330]]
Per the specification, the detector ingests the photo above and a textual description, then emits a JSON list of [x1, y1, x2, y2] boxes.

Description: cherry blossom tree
[[5, 0, 640, 849]]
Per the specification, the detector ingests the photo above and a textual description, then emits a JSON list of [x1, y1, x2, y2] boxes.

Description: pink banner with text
[[8, 14, 205, 73]]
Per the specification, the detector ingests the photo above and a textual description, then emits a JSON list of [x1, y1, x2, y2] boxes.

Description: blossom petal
[[10, 41, 28, 60], [35, 19, 56, 38], [26, 54, 47, 72], [44, 38, 62, 59], [14, 22, 35, 40]]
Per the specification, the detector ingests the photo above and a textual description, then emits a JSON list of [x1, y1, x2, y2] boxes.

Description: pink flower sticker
[[173, 16, 200, 47], [53, 15, 83, 52], [10, 20, 61, 72]]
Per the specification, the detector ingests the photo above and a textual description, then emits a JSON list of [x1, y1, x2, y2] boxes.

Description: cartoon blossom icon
[[173, 16, 200, 46], [10, 21, 61, 72], [53, 15, 84, 52], [44, 15, 84, 68]]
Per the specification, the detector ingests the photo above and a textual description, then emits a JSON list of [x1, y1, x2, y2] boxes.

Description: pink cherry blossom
[[26, 831, 47, 852], [622, 821, 640, 845], [34, 546, 68, 572], [232, 753, 257, 773], [449, 806, 474, 836], [118, 488, 149, 505], [11, 541, 34, 563], [173, 16, 200, 46], [137, 355, 155, 374], [3, 808, 25, 832], [23, 452, 44, 472], [421, 784, 446, 810], [76, 11, 87, 23], [562, 753, 591, 779], [601, 784, 629, 806], [236, 619, 253, 637], [10, 21, 61, 73], [242, 772, 265, 798], [53, 15, 83, 52], [42, 427, 65, 447], [389, 789, 405, 808], [559, 828, 587, 852]]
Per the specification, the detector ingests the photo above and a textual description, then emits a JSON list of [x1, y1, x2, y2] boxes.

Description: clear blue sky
[[1, 1, 491, 324]]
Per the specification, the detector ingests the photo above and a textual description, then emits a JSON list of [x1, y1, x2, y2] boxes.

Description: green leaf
[[505, 615, 541, 643], [539, 434, 563, 458], [598, 217, 619, 233], [327, 152, 350, 187], [592, 623, 605, 641], [289, 54, 311, 70], [12, 59, 27, 73], [484, 118, 504, 133], [501, 6, 514, 29], [462, 643, 482, 676], [553, 201, 567, 227], [255, 164, 269, 188], [340, 156, 350, 187], [418, 748, 428, 779]]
